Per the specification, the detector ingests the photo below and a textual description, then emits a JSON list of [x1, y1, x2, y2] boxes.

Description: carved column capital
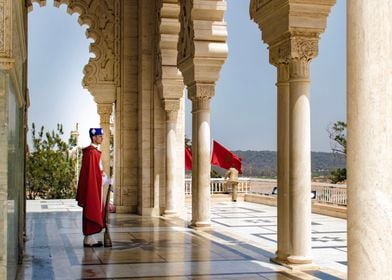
[[191, 95, 211, 112], [97, 103, 113, 124], [187, 83, 215, 100], [289, 58, 311, 80], [270, 36, 319, 66], [163, 99, 180, 121]]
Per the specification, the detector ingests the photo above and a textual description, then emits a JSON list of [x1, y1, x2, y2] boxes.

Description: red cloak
[[76, 145, 105, 235]]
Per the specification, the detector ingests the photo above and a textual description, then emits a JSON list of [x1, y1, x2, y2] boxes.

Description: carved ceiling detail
[[27, 0, 120, 91]]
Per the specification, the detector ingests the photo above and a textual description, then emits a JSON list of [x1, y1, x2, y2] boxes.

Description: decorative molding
[[293, 38, 318, 60], [28, 0, 121, 93]]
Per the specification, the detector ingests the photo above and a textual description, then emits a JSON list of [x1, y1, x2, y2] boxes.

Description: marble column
[[347, 1, 392, 278], [177, 0, 228, 228], [163, 102, 179, 216], [287, 58, 312, 264], [189, 85, 213, 229], [274, 63, 291, 261]]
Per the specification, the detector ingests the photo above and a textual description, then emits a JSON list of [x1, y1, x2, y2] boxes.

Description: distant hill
[[229, 150, 346, 178]]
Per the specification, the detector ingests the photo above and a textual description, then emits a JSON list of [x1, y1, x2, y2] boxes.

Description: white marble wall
[[0, 71, 8, 280], [115, 0, 139, 214]]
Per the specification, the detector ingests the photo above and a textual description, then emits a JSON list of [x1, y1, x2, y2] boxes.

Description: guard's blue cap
[[89, 128, 104, 137]]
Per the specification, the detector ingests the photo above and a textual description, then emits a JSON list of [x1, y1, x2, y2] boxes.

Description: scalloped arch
[[27, 0, 120, 91]]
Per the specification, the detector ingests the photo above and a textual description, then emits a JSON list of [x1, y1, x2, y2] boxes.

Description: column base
[[163, 210, 177, 217], [271, 257, 319, 271], [189, 221, 212, 231], [287, 255, 313, 264]]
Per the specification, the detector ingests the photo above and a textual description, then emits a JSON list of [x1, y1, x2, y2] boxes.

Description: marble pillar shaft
[[276, 63, 291, 260], [287, 59, 312, 264], [347, 1, 392, 278], [191, 96, 211, 228], [164, 110, 177, 215]]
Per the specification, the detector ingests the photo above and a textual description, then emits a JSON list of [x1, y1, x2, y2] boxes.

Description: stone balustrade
[[184, 178, 347, 206], [184, 178, 251, 196]]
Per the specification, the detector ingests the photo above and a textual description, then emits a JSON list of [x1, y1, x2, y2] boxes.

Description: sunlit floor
[[17, 199, 347, 279]]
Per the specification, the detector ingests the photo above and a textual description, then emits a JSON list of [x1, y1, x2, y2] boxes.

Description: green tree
[[329, 168, 346, 184], [26, 123, 78, 199], [328, 121, 347, 183]]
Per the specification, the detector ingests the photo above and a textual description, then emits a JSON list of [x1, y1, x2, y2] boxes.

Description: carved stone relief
[[177, 0, 194, 66], [0, 0, 13, 70], [269, 36, 319, 69], [27, 0, 120, 92]]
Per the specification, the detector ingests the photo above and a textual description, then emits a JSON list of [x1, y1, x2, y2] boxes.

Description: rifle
[[103, 184, 112, 247]]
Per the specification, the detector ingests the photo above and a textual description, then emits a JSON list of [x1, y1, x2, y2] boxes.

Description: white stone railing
[[312, 184, 347, 206], [184, 178, 347, 206], [184, 178, 251, 196]]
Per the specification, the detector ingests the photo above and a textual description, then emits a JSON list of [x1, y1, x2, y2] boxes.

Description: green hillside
[[231, 151, 346, 178]]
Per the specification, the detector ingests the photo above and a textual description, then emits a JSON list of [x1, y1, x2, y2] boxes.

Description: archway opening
[[28, 0, 99, 148]]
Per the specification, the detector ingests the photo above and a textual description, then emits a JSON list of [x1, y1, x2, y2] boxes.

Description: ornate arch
[[27, 0, 120, 92]]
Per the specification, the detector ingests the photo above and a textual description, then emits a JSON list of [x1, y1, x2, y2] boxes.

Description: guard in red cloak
[[76, 128, 106, 247]]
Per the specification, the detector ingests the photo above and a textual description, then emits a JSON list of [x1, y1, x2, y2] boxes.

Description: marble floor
[[17, 199, 347, 280]]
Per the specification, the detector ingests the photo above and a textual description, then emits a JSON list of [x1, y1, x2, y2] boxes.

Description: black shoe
[[83, 241, 103, 248]]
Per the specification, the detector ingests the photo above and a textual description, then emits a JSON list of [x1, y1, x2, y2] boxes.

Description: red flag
[[185, 146, 192, 171], [211, 140, 242, 174]]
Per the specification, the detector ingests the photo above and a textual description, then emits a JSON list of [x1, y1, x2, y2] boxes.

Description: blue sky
[[28, 0, 345, 151]]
